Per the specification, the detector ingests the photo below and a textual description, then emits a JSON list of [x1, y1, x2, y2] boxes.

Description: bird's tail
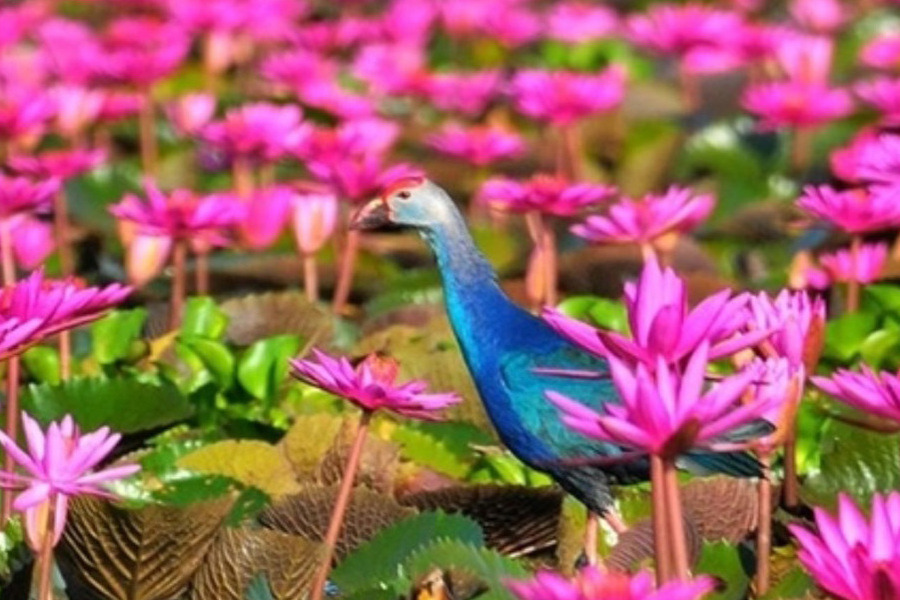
[[679, 450, 763, 478]]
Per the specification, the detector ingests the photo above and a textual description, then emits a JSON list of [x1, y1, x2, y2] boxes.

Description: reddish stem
[[663, 458, 690, 580], [59, 331, 71, 380], [783, 429, 800, 508], [847, 235, 862, 314], [2, 356, 20, 526], [53, 189, 74, 276], [791, 128, 813, 176], [303, 254, 319, 303], [0, 220, 15, 287], [232, 157, 254, 200], [138, 91, 158, 177], [525, 212, 547, 310], [169, 241, 187, 330], [331, 228, 360, 315], [543, 226, 558, 307], [196, 251, 210, 296], [35, 500, 55, 600], [756, 452, 773, 595], [584, 510, 599, 566], [558, 124, 582, 180], [650, 454, 673, 584], [640, 242, 657, 265], [309, 410, 372, 600]]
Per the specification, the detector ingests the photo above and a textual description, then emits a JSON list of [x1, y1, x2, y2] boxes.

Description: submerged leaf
[[681, 476, 759, 543], [220, 291, 334, 348], [178, 440, 301, 498], [57, 496, 232, 600], [606, 515, 702, 573]]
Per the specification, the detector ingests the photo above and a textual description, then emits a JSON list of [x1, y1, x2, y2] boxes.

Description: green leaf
[[556, 296, 629, 333], [244, 573, 275, 600], [823, 312, 879, 363], [181, 297, 229, 340], [237, 335, 301, 400], [21, 346, 61, 385], [864, 283, 900, 316], [802, 419, 900, 508], [859, 326, 900, 370], [177, 336, 235, 388], [760, 566, 813, 600], [694, 541, 750, 600], [21, 376, 192, 433], [91, 308, 147, 364], [392, 421, 493, 478], [330, 512, 484, 595], [405, 539, 527, 600]]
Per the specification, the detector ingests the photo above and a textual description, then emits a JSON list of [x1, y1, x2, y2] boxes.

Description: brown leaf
[[56, 496, 232, 600], [605, 515, 703, 574], [681, 476, 759, 543], [189, 527, 323, 600], [177, 440, 301, 498], [258, 485, 415, 560], [279, 413, 346, 481], [399, 484, 564, 557], [219, 291, 334, 347], [315, 418, 400, 495]]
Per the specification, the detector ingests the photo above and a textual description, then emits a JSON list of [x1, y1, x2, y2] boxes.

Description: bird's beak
[[349, 198, 391, 230]]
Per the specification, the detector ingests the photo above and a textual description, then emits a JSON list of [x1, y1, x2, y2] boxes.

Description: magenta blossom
[[290, 185, 339, 256], [7, 148, 106, 181], [745, 289, 825, 370], [855, 77, 900, 124], [742, 81, 853, 129], [819, 243, 888, 285], [201, 102, 309, 166], [548, 340, 769, 457], [861, 33, 900, 70], [789, 493, 900, 600], [352, 42, 426, 96], [165, 93, 216, 137], [419, 70, 502, 117], [0, 85, 54, 142], [508, 567, 714, 600], [49, 85, 106, 140], [427, 124, 525, 167], [797, 185, 900, 235], [0, 174, 58, 223], [831, 130, 881, 184], [544, 257, 769, 368], [0, 411, 139, 549], [789, 0, 847, 33], [240, 185, 292, 250], [544, 2, 618, 44], [478, 174, 614, 217], [852, 134, 900, 185], [813, 366, 900, 427], [509, 67, 625, 125], [291, 349, 461, 420], [572, 186, 714, 247], [745, 357, 805, 444]]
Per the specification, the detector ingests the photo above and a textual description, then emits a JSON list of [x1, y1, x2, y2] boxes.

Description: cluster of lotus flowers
[[3, 0, 900, 598]]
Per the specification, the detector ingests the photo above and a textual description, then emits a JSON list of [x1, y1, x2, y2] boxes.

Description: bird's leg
[[584, 510, 599, 566], [603, 510, 628, 535]]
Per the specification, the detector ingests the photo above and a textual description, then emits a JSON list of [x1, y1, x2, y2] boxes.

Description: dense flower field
[[1, 0, 900, 598]]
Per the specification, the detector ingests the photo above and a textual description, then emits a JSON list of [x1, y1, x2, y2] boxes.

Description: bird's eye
[[397, 190, 411, 200]]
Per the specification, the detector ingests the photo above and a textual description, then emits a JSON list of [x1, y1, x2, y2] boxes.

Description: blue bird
[[351, 178, 762, 523]]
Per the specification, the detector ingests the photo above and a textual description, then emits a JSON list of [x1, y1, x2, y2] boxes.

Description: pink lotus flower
[[98, 91, 144, 124], [855, 77, 900, 124], [35, 18, 103, 85], [820, 243, 888, 285], [110, 182, 242, 285], [95, 36, 189, 89], [7, 148, 106, 181], [0, 174, 58, 223], [165, 93, 216, 137], [508, 567, 714, 600], [571, 186, 714, 247], [419, 70, 502, 117], [813, 366, 900, 427], [478, 174, 614, 217], [789, 0, 847, 33], [789, 493, 900, 600], [482, 5, 541, 48], [11, 220, 54, 270], [261, 49, 337, 93], [745, 357, 805, 443], [427, 124, 525, 167], [544, 2, 618, 44], [49, 85, 106, 140], [509, 67, 626, 125], [240, 185, 292, 250], [291, 349, 461, 420], [861, 33, 900, 70], [775, 34, 834, 84], [797, 185, 900, 234], [745, 290, 826, 370], [548, 339, 769, 457], [742, 81, 853, 129], [290, 185, 339, 256], [352, 42, 426, 96], [295, 80, 376, 120], [544, 257, 769, 368], [201, 102, 308, 166], [0, 85, 54, 142], [831, 129, 878, 183], [0, 411, 139, 549], [851, 133, 900, 184]]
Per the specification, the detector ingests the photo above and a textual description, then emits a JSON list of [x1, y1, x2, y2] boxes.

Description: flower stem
[[847, 235, 861, 314], [1, 356, 20, 526], [196, 250, 209, 296], [525, 212, 548, 310], [331, 227, 360, 315], [543, 225, 557, 307], [0, 219, 15, 287], [35, 501, 56, 600], [59, 331, 71, 380], [138, 90, 158, 177], [309, 410, 372, 600], [169, 240, 187, 330], [584, 510, 598, 566], [558, 124, 582, 180], [303, 254, 319, 303], [232, 157, 254, 200], [53, 189, 74, 277], [650, 454, 673, 584], [663, 458, 690, 580], [756, 452, 773, 595], [791, 128, 813, 176], [679, 64, 699, 115], [783, 428, 800, 508]]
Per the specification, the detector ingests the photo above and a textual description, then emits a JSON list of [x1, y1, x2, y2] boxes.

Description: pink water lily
[[426, 123, 525, 167], [745, 289, 826, 370], [796, 185, 900, 234], [165, 93, 216, 136], [201, 102, 309, 166], [819, 242, 888, 285], [790, 493, 900, 600], [0, 412, 139, 549], [479, 174, 614, 217], [855, 77, 900, 124], [7, 147, 106, 181], [861, 33, 900, 70], [544, 2, 618, 44], [509, 67, 626, 125], [813, 366, 900, 428], [419, 70, 502, 117], [508, 567, 714, 600], [742, 80, 853, 129]]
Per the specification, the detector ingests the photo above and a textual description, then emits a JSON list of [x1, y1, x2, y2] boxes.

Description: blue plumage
[[353, 179, 760, 515]]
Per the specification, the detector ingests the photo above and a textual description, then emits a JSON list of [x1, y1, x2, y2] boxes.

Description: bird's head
[[350, 177, 458, 233]]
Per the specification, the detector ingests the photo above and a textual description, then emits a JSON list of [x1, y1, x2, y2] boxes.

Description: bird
[[350, 177, 763, 542]]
